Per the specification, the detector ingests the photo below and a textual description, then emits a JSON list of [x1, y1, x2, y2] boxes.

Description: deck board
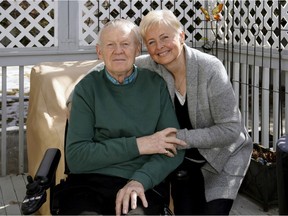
[[0, 174, 25, 215], [0, 173, 279, 215], [230, 193, 278, 215], [11, 174, 27, 211]]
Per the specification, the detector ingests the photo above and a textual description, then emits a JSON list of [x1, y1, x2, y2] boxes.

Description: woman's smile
[[157, 50, 170, 57]]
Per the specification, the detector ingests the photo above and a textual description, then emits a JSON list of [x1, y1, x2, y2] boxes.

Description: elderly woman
[[135, 10, 253, 215]]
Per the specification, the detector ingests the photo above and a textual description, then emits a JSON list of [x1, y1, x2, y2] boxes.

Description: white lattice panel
[[1, 0, 287, 51], [78, 0, 206, 46], [78, 0, 288, 52], [0, 0, 57, 48], [80, 1, 99, 45], [218, 0, 288, 50]]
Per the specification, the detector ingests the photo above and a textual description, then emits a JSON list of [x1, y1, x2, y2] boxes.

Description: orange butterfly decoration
[[200, 3, 224, 21]]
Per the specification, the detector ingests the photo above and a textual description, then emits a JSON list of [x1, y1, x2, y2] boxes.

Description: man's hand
[[137, 128, 187, 157], [115, 180, 148, 216]]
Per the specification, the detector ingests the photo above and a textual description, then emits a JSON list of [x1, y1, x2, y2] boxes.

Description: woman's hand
[[136, 127, 187, 157], [115, 180, 147, 216]]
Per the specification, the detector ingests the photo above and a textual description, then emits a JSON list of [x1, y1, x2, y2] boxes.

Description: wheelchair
[[21, 122, 173, 215]]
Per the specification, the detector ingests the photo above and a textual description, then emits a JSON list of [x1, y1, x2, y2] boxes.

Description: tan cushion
[[26, 60, 102, 215]]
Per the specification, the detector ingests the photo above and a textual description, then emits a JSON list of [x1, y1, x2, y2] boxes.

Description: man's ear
[[180, 31, 185, 44], [96, 44, 103, 60]]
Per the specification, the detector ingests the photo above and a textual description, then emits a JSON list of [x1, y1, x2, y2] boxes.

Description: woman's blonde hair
[[139, 10, 183, 39]]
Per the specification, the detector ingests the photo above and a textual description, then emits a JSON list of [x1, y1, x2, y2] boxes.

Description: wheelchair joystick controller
[[21, 148, 61, 215], [21, 175, 47, 215]]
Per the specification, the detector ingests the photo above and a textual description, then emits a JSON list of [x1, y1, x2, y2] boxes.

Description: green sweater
[[66, 67, 184, 190]]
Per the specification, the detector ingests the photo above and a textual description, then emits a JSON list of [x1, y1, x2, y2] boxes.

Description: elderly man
[[64, 19, 185, 215]]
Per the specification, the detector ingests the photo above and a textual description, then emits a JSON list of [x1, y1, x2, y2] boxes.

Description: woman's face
[[143, 24, 185, 66]]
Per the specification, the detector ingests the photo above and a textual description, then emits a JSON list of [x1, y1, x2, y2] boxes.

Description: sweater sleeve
[[132, 151, 184, 190]]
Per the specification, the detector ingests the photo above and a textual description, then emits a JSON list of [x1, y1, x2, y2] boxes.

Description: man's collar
[[105, 65, 138, 85]]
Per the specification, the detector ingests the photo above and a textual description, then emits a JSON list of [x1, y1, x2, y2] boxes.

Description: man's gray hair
[[97, 19, 142, 46]]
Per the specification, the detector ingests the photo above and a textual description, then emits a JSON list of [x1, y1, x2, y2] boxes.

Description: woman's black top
[[174, 94, 205, 162]]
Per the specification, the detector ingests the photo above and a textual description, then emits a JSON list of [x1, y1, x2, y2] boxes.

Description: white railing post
[[272, 69, 280, 150], [284, 70, 288, 134], [1, 66, 7, 176], [262, 67, 270, 148], [241, 63, 249, 129], [233, 62, 240, 107], [252, 66, 260, 144], [18, 66, 25, 173]]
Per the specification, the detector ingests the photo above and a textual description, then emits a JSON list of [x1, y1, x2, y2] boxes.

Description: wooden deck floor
[[0, 173, 279, 215], [0, 174, 28, 215]]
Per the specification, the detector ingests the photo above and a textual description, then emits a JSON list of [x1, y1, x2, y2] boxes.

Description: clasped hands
[[137, 127, 187, 157]]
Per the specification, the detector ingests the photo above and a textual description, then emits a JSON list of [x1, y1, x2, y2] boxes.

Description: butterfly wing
[[212, 3, 223, 21], [200, 7, 210, 21]]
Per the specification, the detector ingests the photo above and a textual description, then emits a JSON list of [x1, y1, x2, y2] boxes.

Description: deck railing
[[1, 0, 288, 176]]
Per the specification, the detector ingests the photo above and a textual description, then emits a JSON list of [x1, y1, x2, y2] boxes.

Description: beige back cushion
[[26, 60, 102, 215]]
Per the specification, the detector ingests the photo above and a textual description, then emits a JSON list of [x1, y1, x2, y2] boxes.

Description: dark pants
[[170, 159, 234, 215], [52, 173, 165, 215]]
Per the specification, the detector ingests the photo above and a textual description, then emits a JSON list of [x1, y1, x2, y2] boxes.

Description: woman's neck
[[165, 49, 186, 78], [167, 54, 186, 83], [165, 49, 186, 95]]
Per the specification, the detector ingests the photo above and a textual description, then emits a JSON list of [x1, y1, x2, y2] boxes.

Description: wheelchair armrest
[[34, 148, 61, 189], [21, 148, 61, 215]]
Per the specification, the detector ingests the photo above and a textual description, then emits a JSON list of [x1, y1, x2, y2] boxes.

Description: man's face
[[96, 26, 140, 80]]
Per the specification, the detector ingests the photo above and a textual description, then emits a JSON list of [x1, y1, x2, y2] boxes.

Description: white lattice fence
[[78, 0, 288, 54], [218, 0, 287, 50], [0, 0, 57, 48], [78, 0, 206, 47], [1, 1, 287, 52]]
